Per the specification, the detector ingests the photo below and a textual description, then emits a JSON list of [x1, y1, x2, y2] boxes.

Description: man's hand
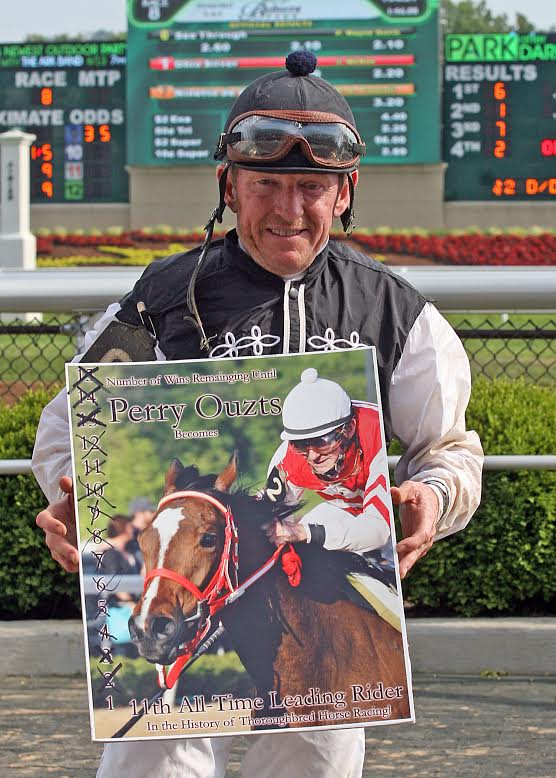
[[266, 519, 308, 546], [392, 481, 439, 579], [35, 476, 79, 573]]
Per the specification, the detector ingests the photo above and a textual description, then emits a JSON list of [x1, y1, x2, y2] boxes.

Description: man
[[34, 50, 483, 778], [265, 367, 392, 557]]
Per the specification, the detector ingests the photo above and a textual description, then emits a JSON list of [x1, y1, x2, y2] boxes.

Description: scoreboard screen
[[0, 41, 128, 204], [127, 0, 440, 166], [443, 33, 556, 201]]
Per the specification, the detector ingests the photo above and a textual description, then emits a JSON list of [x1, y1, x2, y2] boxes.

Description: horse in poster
[[128, 455, 410, 727]]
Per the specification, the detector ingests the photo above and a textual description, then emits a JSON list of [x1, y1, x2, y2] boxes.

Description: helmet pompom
[[285, 50, 317, 77], [300, 368, 318, 384]]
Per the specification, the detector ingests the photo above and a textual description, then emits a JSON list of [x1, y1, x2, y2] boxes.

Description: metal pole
[[3, 456, 556, 476], [1, 267, 556, 312]]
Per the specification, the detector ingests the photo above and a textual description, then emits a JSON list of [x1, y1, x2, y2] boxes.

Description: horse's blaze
[[130, 500, 221, 660]]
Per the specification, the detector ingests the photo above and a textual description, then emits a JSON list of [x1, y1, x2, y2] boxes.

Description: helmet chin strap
[[185, 166, 229, 352], [318, 450, 348, 482]]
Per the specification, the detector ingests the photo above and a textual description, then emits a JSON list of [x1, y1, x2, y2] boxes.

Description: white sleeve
[[31, 302, 148, 504], [390, 302, 483, 540], [299, 501, 390, 553]]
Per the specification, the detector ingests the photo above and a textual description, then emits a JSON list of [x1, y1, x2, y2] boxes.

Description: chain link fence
[[1, 313, 555, 404]]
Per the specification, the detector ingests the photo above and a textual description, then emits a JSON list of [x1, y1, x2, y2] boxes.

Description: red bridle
[[142, 489, 302, 688]]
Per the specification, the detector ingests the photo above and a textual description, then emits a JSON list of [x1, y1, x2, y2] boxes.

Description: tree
[[442, 0, 536, 34], [24, 30, 125, 43]]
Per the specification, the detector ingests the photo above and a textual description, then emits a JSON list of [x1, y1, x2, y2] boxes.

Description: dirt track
[[2, 674, 554, 776]]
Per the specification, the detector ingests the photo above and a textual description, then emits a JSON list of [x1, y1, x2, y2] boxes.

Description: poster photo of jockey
[[66, 348, 413, 742], [265, 366, 401, 631]]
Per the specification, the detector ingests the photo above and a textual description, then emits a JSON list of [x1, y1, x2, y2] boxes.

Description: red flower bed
[[350, 232, 556, 266], [35, 228, 556, 265]]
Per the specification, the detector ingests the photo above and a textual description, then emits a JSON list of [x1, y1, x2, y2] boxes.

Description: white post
[[0, 129, 37, 270]]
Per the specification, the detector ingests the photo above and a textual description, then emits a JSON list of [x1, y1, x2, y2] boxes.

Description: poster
[[66, 348, 414, 741]]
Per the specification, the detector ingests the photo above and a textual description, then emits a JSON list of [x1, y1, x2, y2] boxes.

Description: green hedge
[[0, 389, 80, 618], [0, 378, 554, 618], [403, 377, 556, 616]]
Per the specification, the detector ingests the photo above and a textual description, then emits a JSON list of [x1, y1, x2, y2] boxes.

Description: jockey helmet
[[281, 368, 353, 441], [214, 50, 364, 233]]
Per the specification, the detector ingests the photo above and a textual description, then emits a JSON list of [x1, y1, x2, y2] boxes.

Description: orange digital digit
[[41, 162, 53, 178], [494, 140, 506, 158], [526, 179, 538, 195], [40, 87, 53, 106], [492, 179, 503, 196], [84, 124, 95, 143], [498, 103, 507, 118], [99, 124, 111, 142], [41, 181, 53, 198], [503, 179, 516, 196], [495, 120, 506, 138], [493, 81, 506, 100], [31, 145, 41, 160], [42, 143, 53, 162]]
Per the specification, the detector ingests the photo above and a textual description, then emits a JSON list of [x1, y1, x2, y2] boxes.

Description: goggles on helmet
[[216, 110, 366, 170], [290, 422, 351, 456]]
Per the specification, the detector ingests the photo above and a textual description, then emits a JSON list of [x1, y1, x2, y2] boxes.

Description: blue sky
[[1, 0, 553, 41]]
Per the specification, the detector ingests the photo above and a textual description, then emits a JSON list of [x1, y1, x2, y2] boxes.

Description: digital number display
[[443, 33, 556, 200], [0, 41, 128, 203], [127, 0, 440, 166]]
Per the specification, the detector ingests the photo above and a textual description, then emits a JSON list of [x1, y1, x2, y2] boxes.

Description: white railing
[[1, 266, 556, 312], [1, 266, 555, 476], [2, 456, 555, 476]]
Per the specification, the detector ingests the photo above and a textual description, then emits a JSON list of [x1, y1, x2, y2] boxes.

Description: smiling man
[[33, 51, 483, 778], [221, 166, 354, 277]]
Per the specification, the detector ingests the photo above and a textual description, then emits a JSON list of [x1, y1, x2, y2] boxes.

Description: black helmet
[[214, 51, 364, 231]]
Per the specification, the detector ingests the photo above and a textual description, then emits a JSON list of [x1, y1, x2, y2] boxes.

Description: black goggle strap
[[185, 166, 229, 352], [215, 131, 241, 157]]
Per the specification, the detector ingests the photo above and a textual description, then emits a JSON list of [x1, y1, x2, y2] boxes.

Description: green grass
[[446, 313, 556, 386], [0, 315, 77, 388]]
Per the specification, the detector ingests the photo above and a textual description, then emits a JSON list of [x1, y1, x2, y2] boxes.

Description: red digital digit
[[541, 139, 556, 157]]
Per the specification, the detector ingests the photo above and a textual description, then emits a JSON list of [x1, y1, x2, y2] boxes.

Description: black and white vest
[[116, 229, 427, 443]]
